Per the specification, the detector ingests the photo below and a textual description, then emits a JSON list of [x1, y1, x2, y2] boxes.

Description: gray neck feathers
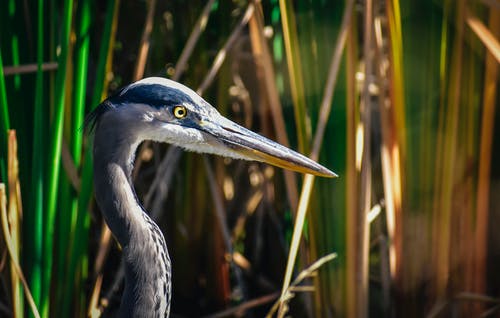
[[92, 111, 171, 317], [92, 120, 141, 247]]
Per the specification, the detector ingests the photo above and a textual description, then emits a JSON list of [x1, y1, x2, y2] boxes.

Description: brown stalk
[[473, 5, 499, 304], [87, 275, 103, 318], [345, 10, 360, 318], [197, 3, 255, 95], [248, 2, 299, 212], [172, 0, 217, 81], [93, 226, 113, 275], [3, 62, 58, 76], [373, 2, 406, 309], [1, 184, 40, 318], [0, 132, 39, 317], [130, 0, 157, 177], [355, 0, 374, 316], [466, 12, 500, 63], [202, 158, 233, 254], [457, 27, 481, 316], [380, 0, 405, 293], [133, 0, 157, 81], [203, 157, 242, 307]]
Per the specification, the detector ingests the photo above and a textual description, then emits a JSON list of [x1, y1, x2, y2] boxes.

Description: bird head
[[86, 77, 336, 178]]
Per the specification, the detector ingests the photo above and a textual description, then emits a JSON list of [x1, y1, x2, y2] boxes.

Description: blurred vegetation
[[0, 0, 499, 317]]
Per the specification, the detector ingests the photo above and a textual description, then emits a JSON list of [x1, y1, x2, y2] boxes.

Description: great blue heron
[[86, 77, 336, 317]]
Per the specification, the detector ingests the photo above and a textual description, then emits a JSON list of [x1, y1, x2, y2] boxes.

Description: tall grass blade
[[432, 0, 465, 302], [0, 51, 10, 167], [72, 0, 90, 187], [62, 1, 120, 316], [43, 0, 73, 315], [27, 0, 46, 312], [5, 0, 21, 91], [278, 0, 310, 153], [56, 0, 92, 315]]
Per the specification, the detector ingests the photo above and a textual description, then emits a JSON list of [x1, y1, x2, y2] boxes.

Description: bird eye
[[173, 105, 188, 119]]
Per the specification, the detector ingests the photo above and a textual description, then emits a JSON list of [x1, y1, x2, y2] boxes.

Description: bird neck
[[92, 123, 172, 317], [92, 129, 141, 246]]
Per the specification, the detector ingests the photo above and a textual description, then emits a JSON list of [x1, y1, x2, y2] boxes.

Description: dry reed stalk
[[472, 5, 500, 305], [466, 13, 500, 63], [383, 0, 405, 289], [270, 253, 337, 318], [3, 62, 58, 76], [0, 132, 39, 317], [353, 0, 375, 317], [248, 2, 299, 212], [133, 0, 157, 81], [7, 130, 22, 317], [173, 0, 217, 80], [197, 3, 255, 95], [345, 10, 360, 317]]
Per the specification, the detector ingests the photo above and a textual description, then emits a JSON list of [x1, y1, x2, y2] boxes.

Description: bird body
[[88, 77, 335, 317]]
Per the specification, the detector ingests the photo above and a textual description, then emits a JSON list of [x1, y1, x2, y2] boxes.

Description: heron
[[86, 77, 336, 317]]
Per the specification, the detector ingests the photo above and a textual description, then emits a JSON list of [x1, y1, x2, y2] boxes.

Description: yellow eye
[[173, 105, 187, 119]]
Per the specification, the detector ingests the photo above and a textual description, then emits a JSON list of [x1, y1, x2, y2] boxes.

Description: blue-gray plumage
[[87, 77, 336, 318]]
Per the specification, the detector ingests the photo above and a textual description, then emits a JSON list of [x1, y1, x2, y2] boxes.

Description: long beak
[[200, 115, 337, 178]]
